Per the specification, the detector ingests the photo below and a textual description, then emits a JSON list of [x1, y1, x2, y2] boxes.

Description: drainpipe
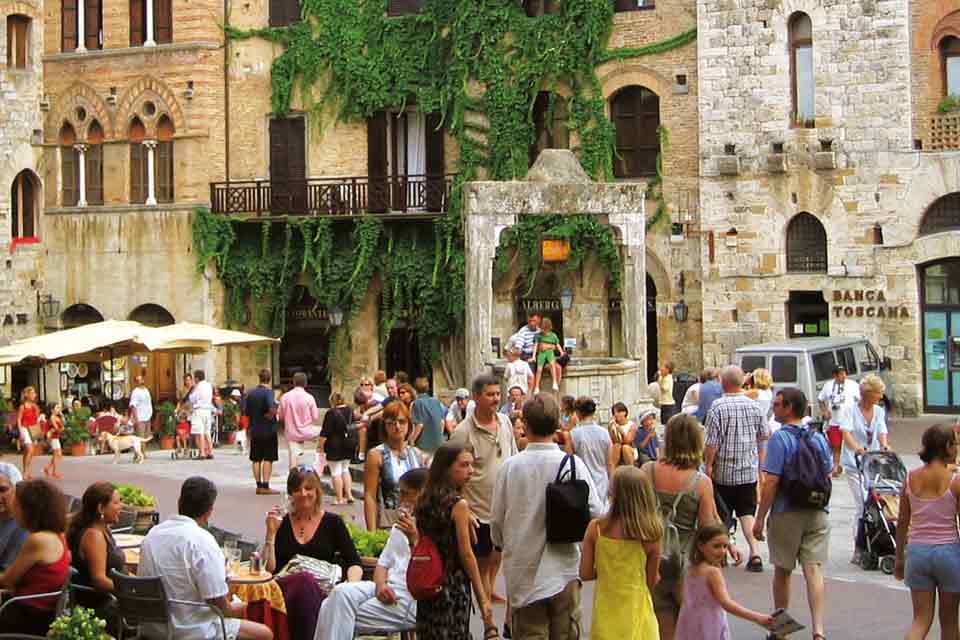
[[223, 0, 233, 378]]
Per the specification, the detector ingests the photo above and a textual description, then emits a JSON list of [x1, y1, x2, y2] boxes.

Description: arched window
[[920, 192, 960, 236], [530, 92, 568, 167], [6, 15, 30, 68], [85, 120, 104, 205], [128, 303, 174, 326], [157, 115, 175, 203], [10, 170, 39, 239], [610, 86, 660, 178], [786, 212, 827, 273], [59, 123, 79, 207], [941, 36, 960, 97], [61, 303, 104, 328], [129, 117, 147, 204], [789, 12, 814, 124]]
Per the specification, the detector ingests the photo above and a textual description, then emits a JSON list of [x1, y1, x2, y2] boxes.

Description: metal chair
[[354, 624, 416, 640], [111, 507, 138, 534], [110, 569, 227, 640], [237, 539, 258, 562], [206, 525, 241, 547]]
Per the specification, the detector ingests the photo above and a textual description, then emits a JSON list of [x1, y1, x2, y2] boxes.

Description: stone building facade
[[1, 0, 46, 356], [696, 0, 960, 415]]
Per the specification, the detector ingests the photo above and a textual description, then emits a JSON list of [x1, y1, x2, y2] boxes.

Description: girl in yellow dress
[[580, 466, 663, 639]]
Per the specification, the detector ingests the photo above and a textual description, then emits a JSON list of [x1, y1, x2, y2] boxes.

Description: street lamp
[[329, 305, 344, 327], [673, 299, 689, 322], [36, 292, 61, 321], [559, 288, 574, 311]]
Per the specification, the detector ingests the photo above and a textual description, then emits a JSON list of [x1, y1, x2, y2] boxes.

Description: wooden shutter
[[287, 118, 306, 213], [20, 175, 34, 238], [130, 0, 145, 45], [157, 141, 174, 202], [367, 111, 388, 213], [62, 0, 78, 51], [614, 0, 637, 11], [11, 176, 21, 238], [62, 147, 78, 207], [84, 0, 101, 49], [130, 144, 146, 203], [14, 18, 28, 69], [154, 0, 172, 44], [270, 0, 298, 27], [425, 112, 445, 211], [86, 145, 103, 205], [387, 0, 421, 17]]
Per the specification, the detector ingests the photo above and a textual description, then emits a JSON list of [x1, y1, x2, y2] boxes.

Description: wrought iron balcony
[[209, 174, 455, 217]]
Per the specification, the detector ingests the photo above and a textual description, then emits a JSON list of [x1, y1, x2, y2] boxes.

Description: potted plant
[[48, 606, 111, 640], [221, 400, 240, 445], [116, 483, 159, 532], [62, 407, 92, 456], [156, 401, 176, 449], [347, 522, 390, 580]]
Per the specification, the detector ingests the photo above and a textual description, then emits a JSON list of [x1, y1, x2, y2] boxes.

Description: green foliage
[[597, 28, 697, 63], [939, 95, 960, 114], [157, 400, 177, 436], [115, 483, 156, 507], [0, 396, 12, 414], [645, 124, 670, 231], [222, 400, 241, 432], [347, 521, 391, 557], [62, 407, 92, 446], [494, 215, 623, 296], [48, 606, 111, 640]]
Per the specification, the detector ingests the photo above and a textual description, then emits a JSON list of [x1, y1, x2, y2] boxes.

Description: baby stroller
[[856, 451, 906, 574]]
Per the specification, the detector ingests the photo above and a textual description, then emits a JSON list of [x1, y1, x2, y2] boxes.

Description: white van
[[734, 337, 893, 418]]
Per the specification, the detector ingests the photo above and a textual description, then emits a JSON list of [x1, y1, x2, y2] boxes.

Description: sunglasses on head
[[291, 464, 318, 476]]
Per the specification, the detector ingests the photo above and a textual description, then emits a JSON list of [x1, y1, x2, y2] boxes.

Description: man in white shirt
[[314, 468, 426, 640], [816, 365, 860, 476], [188, 369, 215, 459], [138, 477, 271, 640], [129, 375, 153, 439], [491, 393, 604, 639]]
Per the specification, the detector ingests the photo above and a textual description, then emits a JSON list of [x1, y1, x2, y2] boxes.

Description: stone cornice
[[44, 202, 205, 215], [43, 42, 221, 63]]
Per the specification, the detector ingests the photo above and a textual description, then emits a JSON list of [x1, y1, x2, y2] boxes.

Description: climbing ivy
[[205, 0, 696, 370]]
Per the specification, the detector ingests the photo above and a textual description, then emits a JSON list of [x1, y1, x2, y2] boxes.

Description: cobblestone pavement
[[3, 415, 952, 638]]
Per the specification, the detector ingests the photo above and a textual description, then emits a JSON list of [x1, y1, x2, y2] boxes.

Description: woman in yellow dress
[[580, 466, 662, 639]]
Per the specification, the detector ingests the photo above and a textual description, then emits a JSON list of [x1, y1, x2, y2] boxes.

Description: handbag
[[546, 454, 591, 544], [275, 554, 342, 592], [406, 534, 446, 600]]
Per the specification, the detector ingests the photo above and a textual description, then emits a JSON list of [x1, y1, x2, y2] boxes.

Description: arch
[[116, 76, 185, 138], [920, 192, 960, 236], [597, 63, 672, 102], [58, 122, 76, 145], [10, 169, 40, 239], [46, 82, 114, 141], [61, 303, 104, 328], [129, 116, 146, 143], [786, 212, 827, 273], [156, 114, 175, 141], [128, 303, 175, 327], [87, 119, 104, 144], [789, 11, 814, 121], [931, 10, 960, 51], [609, 85, 661, 178]]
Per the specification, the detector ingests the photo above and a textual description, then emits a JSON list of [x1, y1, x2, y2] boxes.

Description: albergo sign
[[830, 289, 909, 319]]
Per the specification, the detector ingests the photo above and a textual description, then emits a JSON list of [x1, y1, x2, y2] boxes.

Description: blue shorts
[[905, 542, 960, 592]]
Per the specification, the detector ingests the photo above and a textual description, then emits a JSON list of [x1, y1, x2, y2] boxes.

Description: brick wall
[[912, 1, 960, 145]]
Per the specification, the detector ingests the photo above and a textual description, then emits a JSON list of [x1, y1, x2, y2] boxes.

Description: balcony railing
[[928, 113, 960, 151], [209, 174, 455, 217]]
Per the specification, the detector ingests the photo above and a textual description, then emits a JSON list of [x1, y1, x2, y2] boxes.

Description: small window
[[941, 36, 960, 97], [741, 355, 766, 374], [920, 192, 960, 236], [811, 351, 837, 382], [836, 347, 858, 375], [6, 15, 29, 69], [786, 212, 827, 273], [789, 12, 814, 123], [530, 92, 569, 167], [771, 355, 798, 383], [10, 170, 39, 239], [613, 0, 654, 11], [386, 0, 421, 17], [269, 0, 300, 27]]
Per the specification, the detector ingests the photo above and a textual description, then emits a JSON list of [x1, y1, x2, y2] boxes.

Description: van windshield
[[812, 351, 836, 381], [741, 355, 765, 373]]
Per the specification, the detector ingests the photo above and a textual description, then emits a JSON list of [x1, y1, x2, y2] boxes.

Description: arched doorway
[[280, 285, 331, 406], [128, 304, 176, 402], [58, 303, 105, 402], [920, 258, 960, 413], [61, 303, 103, 328], [646, 274, 658, 382]]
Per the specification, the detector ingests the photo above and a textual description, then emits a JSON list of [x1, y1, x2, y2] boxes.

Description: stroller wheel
[[880, 555, 896, 575], [860, 551, 878, 571]]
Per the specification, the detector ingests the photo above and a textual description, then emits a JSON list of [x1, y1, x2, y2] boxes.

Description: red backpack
[[406, 534, 446, 601]]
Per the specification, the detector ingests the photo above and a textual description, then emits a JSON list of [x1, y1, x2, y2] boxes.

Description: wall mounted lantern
[[673, 299, 689, 323], [329, 306, 344, 327], [559, 288, 574, 311]]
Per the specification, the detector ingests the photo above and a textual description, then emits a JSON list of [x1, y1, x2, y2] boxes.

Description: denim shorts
[[905, 542, 960, 592]]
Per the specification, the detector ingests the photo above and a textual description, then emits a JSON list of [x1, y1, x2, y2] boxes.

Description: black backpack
[[781, 426, 832, 510], [545, 454, 591, 544]]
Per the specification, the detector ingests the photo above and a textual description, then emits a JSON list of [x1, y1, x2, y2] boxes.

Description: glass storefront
[[921, 259, 960, 413]]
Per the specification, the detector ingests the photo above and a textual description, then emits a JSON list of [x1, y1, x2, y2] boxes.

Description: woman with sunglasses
[[263, 465, 362, 578], [363, 402, 425, 530]]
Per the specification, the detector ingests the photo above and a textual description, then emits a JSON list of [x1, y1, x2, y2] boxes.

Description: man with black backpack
[[754, 388, 833, 640]]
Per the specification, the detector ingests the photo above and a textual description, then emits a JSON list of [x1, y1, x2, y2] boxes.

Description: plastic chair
[[110, 570, 227, 640]]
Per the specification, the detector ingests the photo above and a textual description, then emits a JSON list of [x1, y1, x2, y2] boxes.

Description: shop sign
[[519, 298, 562, 311], [830, 290, 909, 319], [288, 307, 328, 321]]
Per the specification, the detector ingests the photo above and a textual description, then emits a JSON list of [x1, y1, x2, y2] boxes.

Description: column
[[144, 140, 158, 205], [145, 0, 156, 46], [76, 0, 86, 52], [75, 144, 88, 207]]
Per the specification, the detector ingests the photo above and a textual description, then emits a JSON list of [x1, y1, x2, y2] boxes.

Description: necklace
[[291, 512, 319, 539]]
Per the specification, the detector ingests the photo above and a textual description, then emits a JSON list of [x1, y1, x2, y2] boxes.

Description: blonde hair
[[861, 373, 886, 396], [20, 386, 35, 403], [604, 466, 664, 543], [541, 317, 553, 333], [751, 368, 772, 390], [663, 413, 704, 470]]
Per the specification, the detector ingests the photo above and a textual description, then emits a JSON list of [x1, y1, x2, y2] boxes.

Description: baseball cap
[[230, 389, 242, 398], [832, 365, 847, 375], [454, 388, 470, 399], [639, 408, 659, 423]]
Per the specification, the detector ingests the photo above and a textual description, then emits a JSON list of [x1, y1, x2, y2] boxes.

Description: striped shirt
[[705, 393, 769, 486], [510, 325, 541, 359]]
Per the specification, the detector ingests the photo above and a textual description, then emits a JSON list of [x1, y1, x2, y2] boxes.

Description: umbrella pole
[[40, 365, 45, 405], [109, 348, 114, 403]]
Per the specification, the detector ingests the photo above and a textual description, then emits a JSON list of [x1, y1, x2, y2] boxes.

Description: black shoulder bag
[[546, 454, 591, 544]]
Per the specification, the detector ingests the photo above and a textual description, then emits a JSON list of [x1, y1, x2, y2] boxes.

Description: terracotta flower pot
[[223, 431, 237, 445], [68, 442, 87, 457], [159, 435, 175, 450]]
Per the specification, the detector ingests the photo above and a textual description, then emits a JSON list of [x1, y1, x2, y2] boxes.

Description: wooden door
[[139, 352, 176, 403], [425, 112, 445, 211], [269, 117, 307, 214], [154, 0, 172, 44], [62, 0, 78, 51]]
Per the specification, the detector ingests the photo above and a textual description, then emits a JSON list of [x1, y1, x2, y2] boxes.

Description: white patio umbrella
[[142, 321, 279, 348]]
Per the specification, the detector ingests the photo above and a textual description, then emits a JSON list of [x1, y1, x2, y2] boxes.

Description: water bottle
[[250, 550, 262, 575]]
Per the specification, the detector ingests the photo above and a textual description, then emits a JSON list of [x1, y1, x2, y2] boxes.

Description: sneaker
[[552, 382, 560, 391], [850, 550, 862, 565]]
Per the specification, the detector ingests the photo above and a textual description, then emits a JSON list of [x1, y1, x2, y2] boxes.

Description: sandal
[[746, 555, 763, 572], [484, 626, 500, 639], [813, 635, 826, 640]]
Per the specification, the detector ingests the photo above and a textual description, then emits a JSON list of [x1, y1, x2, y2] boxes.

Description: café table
[[114, 533, 145, 549], [229, 565, 289, 640]]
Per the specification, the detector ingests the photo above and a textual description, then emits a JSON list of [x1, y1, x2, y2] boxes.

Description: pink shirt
[[279, 387, 321, 442], [907, 480, 960, 546]]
